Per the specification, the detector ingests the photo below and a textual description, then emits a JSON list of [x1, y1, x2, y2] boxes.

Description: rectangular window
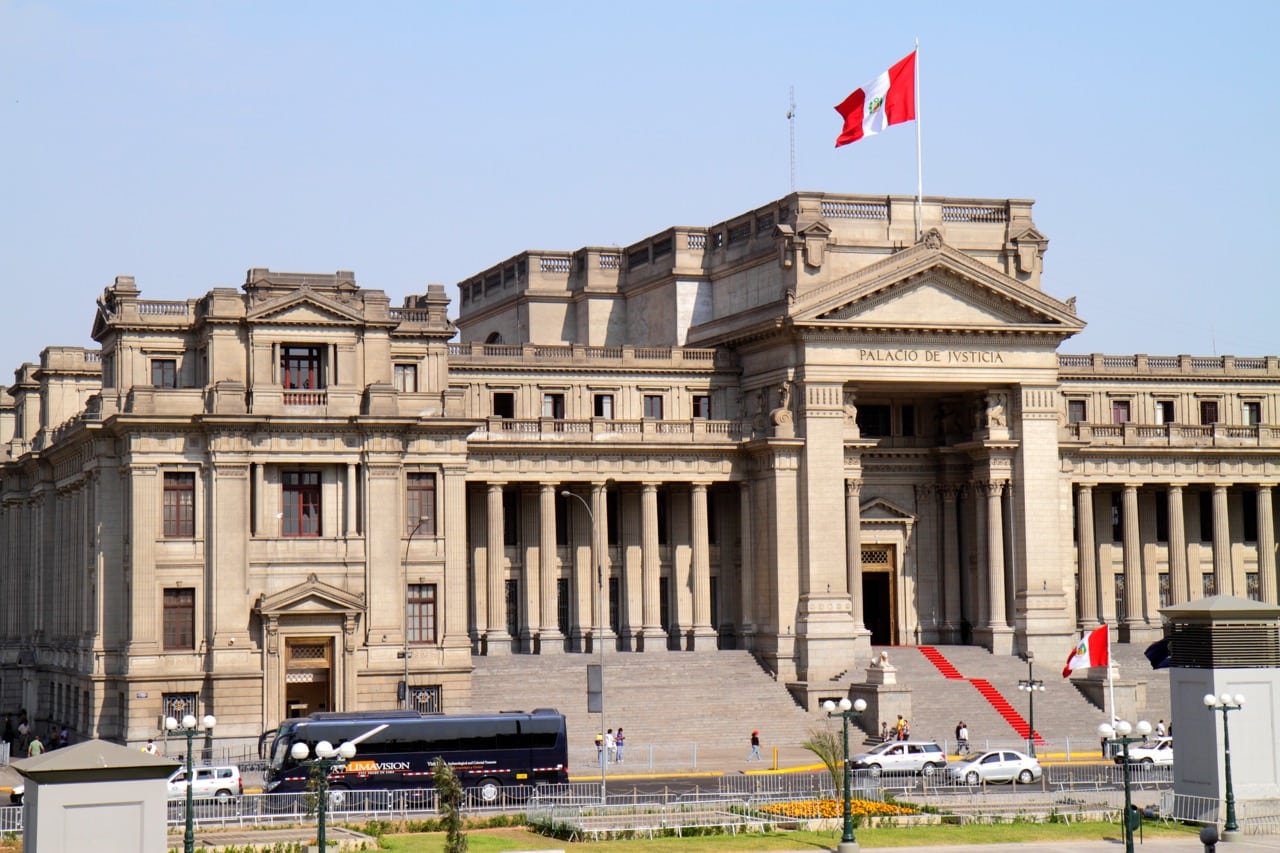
[[556, 578, 570, 636], [1111, 400, 1131, 424], [1067, 400, 1087, 424], [281, 345, 323, 389], [555, 493, 570, 546], [502, 489, 519, 545], [1203, 573, 1216, 597], [659, 576, 671, 634], [1199, 490, 1213, 543], [151, 358, 177, 388], [1200, 400, 1219, 425], [542, 393, 565, 419], [606, 489, 619, 546], [163, 588, 195, 650], [492, 391, 515, 419], [1244, 401, 1261, 425], [692, 395, 711, 419], [1243, 490, 1258, 543], [163, 472, 196, 539], [593, 393, 614, 419], [1155, 491, 1169, 543], [643, 394, 664, 419], [656, 489, 669, 545], [857, 404, 892, 437], [407, 583, 437, 644], [505, 578, 520, 640], [282, 471, 321, 537], [393, 363, 418, 393], [406, 472, 437, 537], [900, 404, 917, 437], [1156, 400, 1175, 424], [162, 692, 197, 721], [409, 685, 442, 714], [1111, 491, 1123, 543], [608, 576, 620, 633]]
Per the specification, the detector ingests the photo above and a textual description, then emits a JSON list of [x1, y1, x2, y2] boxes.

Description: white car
[[167, 765, 243, 801], [850, 741, 948, 776], [1117, 736, 1173, 766], [947, 749, 1043, 785]]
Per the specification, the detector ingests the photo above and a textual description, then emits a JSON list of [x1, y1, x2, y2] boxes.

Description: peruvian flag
[[1062, 624, 1110, 677], [834, 51, 917, 147]]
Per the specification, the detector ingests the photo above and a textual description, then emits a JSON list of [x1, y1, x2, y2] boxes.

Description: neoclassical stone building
[[1, 191, 1277, 749]]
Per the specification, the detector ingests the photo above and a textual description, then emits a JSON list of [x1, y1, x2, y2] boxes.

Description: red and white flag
[[834, 51, 917, 147], [1062, 624, 1110, 677]]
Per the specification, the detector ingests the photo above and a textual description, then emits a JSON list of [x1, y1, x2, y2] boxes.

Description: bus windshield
[[264, 709, 568, 800]]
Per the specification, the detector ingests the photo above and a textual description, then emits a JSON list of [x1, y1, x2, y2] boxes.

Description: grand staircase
[[462, 643, 1173, 768]]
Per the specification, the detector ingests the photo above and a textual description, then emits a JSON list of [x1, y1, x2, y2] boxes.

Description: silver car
[[850, 740, 947, 776], [947, 749, 1042, 785]]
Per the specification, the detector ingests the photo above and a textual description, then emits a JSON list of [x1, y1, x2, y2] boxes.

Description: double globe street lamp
[[1098, 718, 1150, 853], [1016, 652, 1045, 757], [1204, 692, 1245, 840], [165, 712, 216, 853], [822, 696, 869, 853], [290, 739, 358, 851]]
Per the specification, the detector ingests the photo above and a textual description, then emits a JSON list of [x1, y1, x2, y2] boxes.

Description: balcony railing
[[1065, 422, 1280, 447], [447, 343, 726, 367], [477, 418, 743, 442]]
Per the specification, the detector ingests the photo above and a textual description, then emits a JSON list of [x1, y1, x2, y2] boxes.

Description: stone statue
[[985, 392, 1007, 428]]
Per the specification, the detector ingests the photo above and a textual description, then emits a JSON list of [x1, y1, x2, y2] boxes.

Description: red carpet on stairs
[[915, 646, 1045, 745]]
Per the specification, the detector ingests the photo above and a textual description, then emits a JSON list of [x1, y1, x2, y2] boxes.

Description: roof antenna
[[787, 85, 798, 192]]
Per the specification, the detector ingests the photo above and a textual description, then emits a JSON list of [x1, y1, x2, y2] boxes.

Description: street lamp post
[[822, 696, 868, 853], [401, 516, 432, 710], [291, 739, 357, 851], [165, 712, 216, 853], [1016, 652, 1045, 756], [1098, 718, 1151, 853], [561, 488, 606, 804], [1204, 692, 1245, 840]]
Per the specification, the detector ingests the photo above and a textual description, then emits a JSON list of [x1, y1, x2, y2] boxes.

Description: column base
[[537, 632, 565, 654], [638, 630, 670, 652], [976, 625, 1015, 655], [485, 632, 513, 655], [688, 627, 719, 651]]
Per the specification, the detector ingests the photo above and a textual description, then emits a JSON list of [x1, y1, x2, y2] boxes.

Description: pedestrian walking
[[605, 728, 616, 763], [614, 727, 625, 763], [594, 731, 603, 763], [957, 721, 969, 754], [143, 739, 159, 755], [1155, 719, 1166, 737], [27, 734, 44, 757], [747, 730, 762, 761], [880, 721, 890, 742]]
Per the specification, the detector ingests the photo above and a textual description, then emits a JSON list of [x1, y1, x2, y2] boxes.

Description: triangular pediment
[[791, 240, 1083, 335], [860, 497, 916, 523], [247, 289, 365, 326], [255, 572, 366, 617]]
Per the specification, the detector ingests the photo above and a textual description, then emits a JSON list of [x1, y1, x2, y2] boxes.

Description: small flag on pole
[[1062, 624, 1110, 677], [834, 50, 917, 147]]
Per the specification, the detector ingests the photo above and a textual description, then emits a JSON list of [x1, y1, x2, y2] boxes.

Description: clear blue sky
[[3, 1, 1277, 377]]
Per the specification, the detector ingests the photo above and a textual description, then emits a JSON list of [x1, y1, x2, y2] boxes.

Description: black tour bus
[[263, 708, 569, 801]]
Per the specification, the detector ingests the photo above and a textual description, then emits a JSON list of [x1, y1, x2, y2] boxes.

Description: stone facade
[[1, 191, 1278, 752]]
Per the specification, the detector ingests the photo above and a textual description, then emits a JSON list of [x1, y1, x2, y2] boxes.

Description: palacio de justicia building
[[1, 191, 1277, 750]]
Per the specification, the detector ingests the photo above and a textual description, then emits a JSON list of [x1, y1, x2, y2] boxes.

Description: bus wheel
[[477, 778, 502, 804]]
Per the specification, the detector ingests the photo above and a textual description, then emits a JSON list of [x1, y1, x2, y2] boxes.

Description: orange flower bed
[[758, 798, 917, 820]]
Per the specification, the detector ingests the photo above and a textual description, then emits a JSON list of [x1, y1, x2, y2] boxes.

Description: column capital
[[845, 478, 862, 498]]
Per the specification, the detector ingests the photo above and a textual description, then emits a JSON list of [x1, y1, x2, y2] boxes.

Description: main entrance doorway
[[861, 545, 897, 645], [284, 637, 333, 718]]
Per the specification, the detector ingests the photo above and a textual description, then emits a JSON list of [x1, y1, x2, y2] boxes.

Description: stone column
[[1076, 484, 1099, 627], [486, 483, 511, 654], [941, 486, 962, 641], [519, 486, 540, 653], [690, 482, 716, 649], [126, 465, 159, 651], [1168, 485, 1189, 605], [1258, 484, 1277, 604], [1212, 483, 1233, 596], [640, 482, 665, 650], [538, 483, 563, 653], [737, 480, 756, 648], [441, 465, 470, 655], [845, 479, 866, 630], [1121, 484, 1143, 629], [467, 486, 487, 648], [345, 463, 357, 536], [985, 480, 1008, 628], [620, 486, 642, 650], [592, 481, 615, 647]]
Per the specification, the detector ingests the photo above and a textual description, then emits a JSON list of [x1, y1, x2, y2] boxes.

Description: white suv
[[850, 740, 948, 776], [167, 765, 243, 801]]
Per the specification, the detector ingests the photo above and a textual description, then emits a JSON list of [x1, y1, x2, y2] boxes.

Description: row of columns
[[1073, 482, 1279, 628], [472, 481, 720, 654]]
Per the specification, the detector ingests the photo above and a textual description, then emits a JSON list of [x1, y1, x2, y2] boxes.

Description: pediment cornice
[[255, 572, 366, 616], [246, 286, 366, 325]]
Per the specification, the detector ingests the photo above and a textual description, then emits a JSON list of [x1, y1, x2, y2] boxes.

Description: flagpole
[[913, 37, 923, 241], [1107, 623, 1117, 726]]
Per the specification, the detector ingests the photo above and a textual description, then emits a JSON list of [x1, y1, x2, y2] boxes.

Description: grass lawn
[[377, 820, 1203, 852]]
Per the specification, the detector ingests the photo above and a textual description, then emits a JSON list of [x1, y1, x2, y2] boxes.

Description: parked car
[[167, 765, 243, 801], [9, 784, 22, 805], [1117, 736, 1173, 766], [947, 749, 1042, 785], [850, 740, 948, 776]]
